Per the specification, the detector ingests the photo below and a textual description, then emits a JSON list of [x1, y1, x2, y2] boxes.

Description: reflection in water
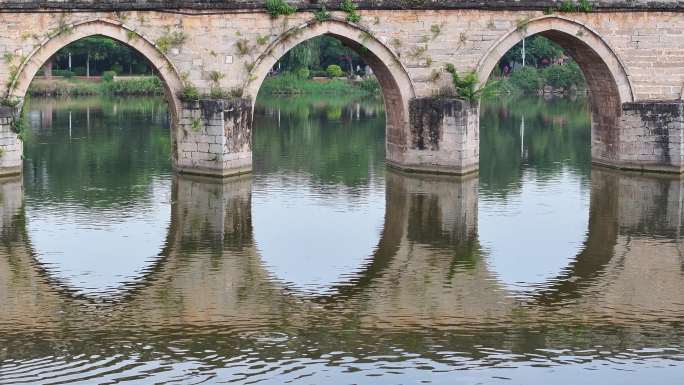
[[253, 95, 386, 295], [23, 97, 172, 296], [0, 95, 683, 383]]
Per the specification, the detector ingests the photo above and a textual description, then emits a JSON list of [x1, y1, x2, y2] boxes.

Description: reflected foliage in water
[[479, 95, 591, 197], [23, 96, 171, 207], [253, 94, 385, 188]]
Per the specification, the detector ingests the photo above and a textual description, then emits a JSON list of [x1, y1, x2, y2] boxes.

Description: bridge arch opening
[[9, 19, 184, 165], [477, 16, 634, 164], [245, 19, 415, 163]]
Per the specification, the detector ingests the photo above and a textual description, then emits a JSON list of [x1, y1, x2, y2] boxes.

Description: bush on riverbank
[[259, 73, 380, 95], [489, 63, 586, 96], [102, 77, 164, 96], [28, 76, 164, 96]]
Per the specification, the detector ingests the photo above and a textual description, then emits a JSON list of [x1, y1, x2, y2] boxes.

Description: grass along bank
[[488, 63, 587, 96], [259, 73, 380, 96], [28, 75, 164, 97]]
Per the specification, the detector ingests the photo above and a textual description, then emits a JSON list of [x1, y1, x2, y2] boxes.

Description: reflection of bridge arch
[[1, 168, 683, 329]]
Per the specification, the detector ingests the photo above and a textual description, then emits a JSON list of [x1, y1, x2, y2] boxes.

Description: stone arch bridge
[[0, 0, 683, 176]]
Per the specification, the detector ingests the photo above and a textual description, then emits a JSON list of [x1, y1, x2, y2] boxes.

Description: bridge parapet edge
[[0, 0, 683, 12]]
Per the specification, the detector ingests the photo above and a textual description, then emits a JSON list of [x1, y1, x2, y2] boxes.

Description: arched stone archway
[[244, 18, 415, 170], [8, 18, 183, 119], [476, 15, 634, 106], [469, 15, 684, 173], [0, 18, 186, 177]]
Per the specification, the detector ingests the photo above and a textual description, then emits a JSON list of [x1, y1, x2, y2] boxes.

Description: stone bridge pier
[[1, 3, 684, 176]]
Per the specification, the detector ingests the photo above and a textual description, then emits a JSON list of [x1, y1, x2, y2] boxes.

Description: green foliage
[[503, 36, 564, 67], [326, 64, 344, 78], [579, 0, 593, 12], [3, 52, 14, 64], [259, 73, 379, 95], [508, 66, 543, 94], [102, 70, 116, 82], [296, 67, 310, 79], [126, 30, 138, 42], [555, 0, 592, 12], [275, 35, 362, 76], [209, 70, 225, 85], [341, 0, 361, 23], [50, 36, 155, 78], [191, 118, 202, 132], [11, 108, 27, 140], [28, 77, 100, 96], [179, 84, 200, 101], [230, 87, 244, 98], [53, 69, 75, 78], [54, 14, 73, 36], [102, 77, 164, 96], [265, 0, 296, 18], [209, 86, 229, 99], [235, 39, 251, 56], [0, 97, 20, 108], [540, 62, 585, 89], [430, 24, 443, 40], [256, 35, 269, 46], [491, 62, 586, 95], [358, 77, 380, 94], [558, 0, 576, 12], [155, 29, 187, 54], [314, 6, 331, 22], [408, 45, 428, 60], [444, 64, 483, 102]]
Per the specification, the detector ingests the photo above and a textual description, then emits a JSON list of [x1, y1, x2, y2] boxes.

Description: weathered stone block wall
[[176, 98, 252, 177], [595, 101, 684, 172], [1, 10, 683, 101], [392, 97, 478, 175], [0, 108, 22, 177]]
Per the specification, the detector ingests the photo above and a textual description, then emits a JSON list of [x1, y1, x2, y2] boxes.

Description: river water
[[0, 94, 682, 384]]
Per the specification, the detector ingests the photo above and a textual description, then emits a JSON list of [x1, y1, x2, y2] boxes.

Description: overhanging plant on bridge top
[[340, 0, 361, 23], [265, 0, 296, 18]]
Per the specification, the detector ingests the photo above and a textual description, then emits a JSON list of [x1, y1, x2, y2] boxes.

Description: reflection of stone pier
[[540, 168, 684, 323], [359, 171, 515, 329], [386, 170, 478, 253], [173, 174, 253, 249], [592, 168, 684, 237]]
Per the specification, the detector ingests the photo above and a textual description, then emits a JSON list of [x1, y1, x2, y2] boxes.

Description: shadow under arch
[[476, 15, 634, 164], [7, 18, 184, 144], [245, 19, 415, 163]]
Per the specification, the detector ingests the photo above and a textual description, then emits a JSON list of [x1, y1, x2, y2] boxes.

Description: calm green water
[[0, 94, 682, 384]]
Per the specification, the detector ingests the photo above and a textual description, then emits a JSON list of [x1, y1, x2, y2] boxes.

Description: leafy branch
[[444, 64, 491, 103], [266, 0, 296, 18], [341, 0, 361, 23]]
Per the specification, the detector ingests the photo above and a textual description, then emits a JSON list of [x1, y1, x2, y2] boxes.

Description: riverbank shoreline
[[259, 74, 380, 96], [28, 76, 164, 97]]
